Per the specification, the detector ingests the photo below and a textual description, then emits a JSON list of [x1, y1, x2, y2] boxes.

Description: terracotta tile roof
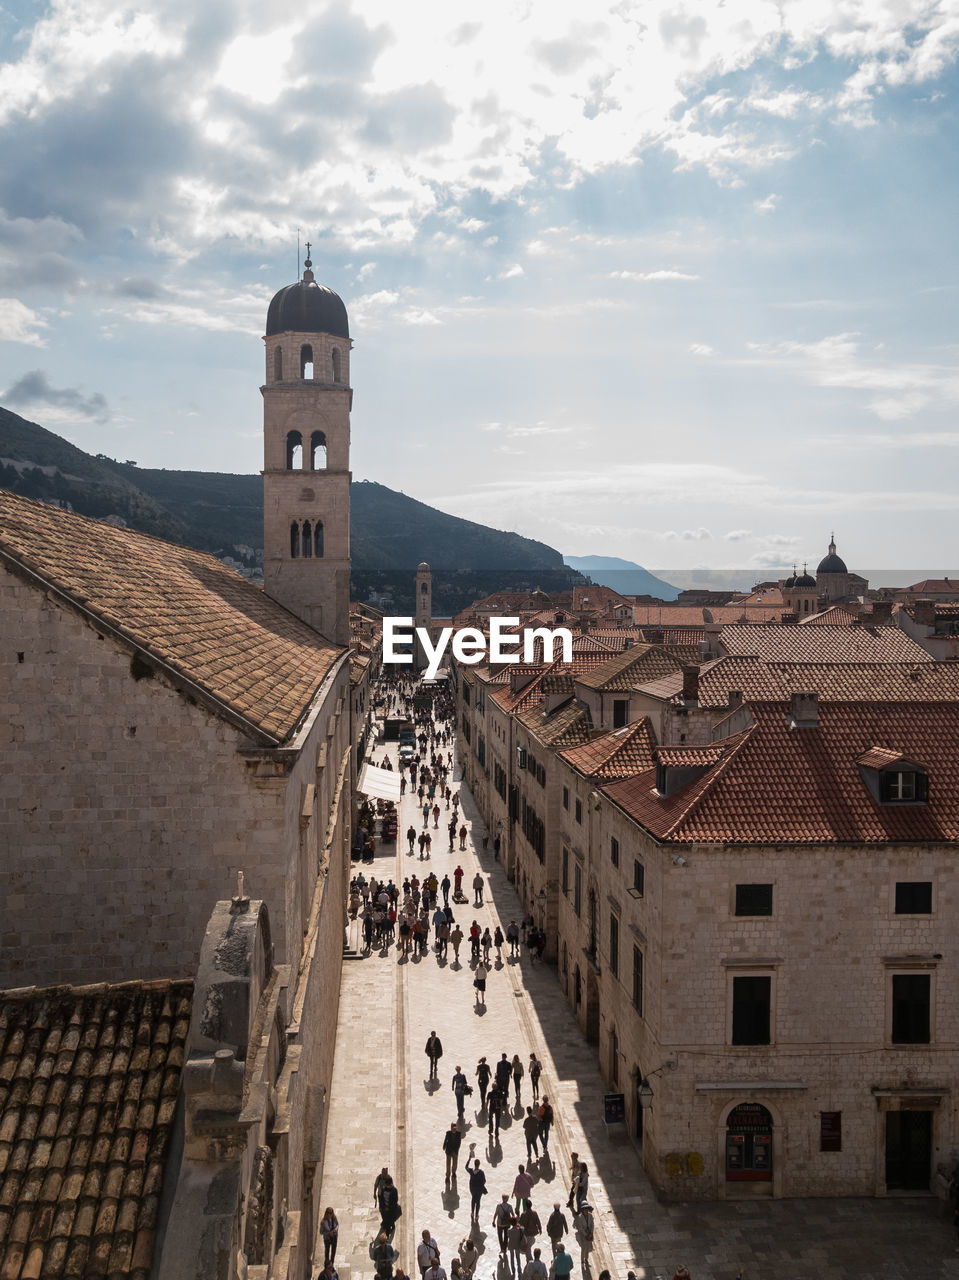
[[904, 578, 959, 594], [655, 744, 729, 767], [857, 747, 909, 769], [638, 627, 706, 646], [516, 699, 592, 749], [719, 624, 931, 663], [574, 644, 700, 692], [603, 701, 959, 844], [560, 719, 658, 780], [636, 657, 959, 708], [634, 605, 787, 627], [800, 606, 860, 625], [0, 491, 344, 745], [0, 979, 192, 1280]]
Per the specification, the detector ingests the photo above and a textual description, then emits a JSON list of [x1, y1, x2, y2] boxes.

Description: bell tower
[[414, 561, 432, 670], [261, 250, 351, 645]]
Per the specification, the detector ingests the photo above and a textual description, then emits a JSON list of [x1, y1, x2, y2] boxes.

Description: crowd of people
[[317, 671, 692, 1280]]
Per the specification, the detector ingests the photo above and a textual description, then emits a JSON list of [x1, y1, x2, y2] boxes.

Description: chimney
[[789, 690, 818, 727], [682, 664, 700, 704], [913, 600, 936, 627], [728, 689, 743, 710], [871, 600, 893, 625], [623, 636, 635, 650]]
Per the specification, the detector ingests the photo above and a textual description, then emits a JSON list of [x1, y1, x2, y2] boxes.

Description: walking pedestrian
[[507, 1217, 527, 1277], [450, 924, 463, 963], [443, 1122, 463, 1182], [441, 874, 451, 906], [371, 1233, 398, 1280], [512, 1164, 533, 1213], [425, 1031, 443, 1079], [417, 1231, 441, 1278], [472, 871, 484, 904], [519, 1204, 541, 1259], [319, 1207, 339, 1266], [418, 832, 428, 857], [453, 865, 465, 897], [468, 1161, 487, 1221], [452, 1064, 469, 1118], [537, 1097, 554, 1152], [481, 927, 492, 965], [552, 1244, 573, 1280], [407, 826, 417, 853], [473, 959, 488, 1006], [495, 1053, 512, 1093], [573, 1203, 594, 1270], [494, 925, 505, 962], [476, 1056, 492, 1108], [529, 1054, 542, 1101], [492, 1195, 513, 1255], [469, 920, 481, 960], [433, 803, 441, 828], [523, 1106, 539, 1160], [545, 1204, 568, 1257], [521, 1249, 548, 1280], [574, 1162, 589, 1209], [506, 920, 520, 958], [459, 1237, 479, 1279], [487, 1081, 504, 1137], [511, 1054, 525, 1102], [460, 825, 469, 851], [377, 1177, 401, 1240], [424, 831, 432, 858]]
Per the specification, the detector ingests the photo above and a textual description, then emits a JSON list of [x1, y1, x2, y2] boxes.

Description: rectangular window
[[895, 881, 932, 914], [891, 973, 931, 1044], [735, 883, 773, 917], [632, 946, 643, 1015], [609, 914, 619, 978], [562, 847, 569, 895], [881, 770, 928, 802], [732, 975, 771, 1045], [562, 786, 569, 811], [575, 798, 582, 824], [633, 860, 645, 897], [820, 1111, 842, 1153], [612, 698, 629, 728], [574, 864, 582, 917], [610, 836, 619, 868]]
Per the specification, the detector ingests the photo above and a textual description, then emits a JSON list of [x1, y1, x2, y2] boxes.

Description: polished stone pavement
[[315, 728, 956, 1280]]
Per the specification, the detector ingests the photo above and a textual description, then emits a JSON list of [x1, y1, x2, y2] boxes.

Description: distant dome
[[418, 562, 430, 572], [795, 571, 817, 588], [266, 259, 349, 339], [783, 573, 797, 589], [817, 536, 847, 575]]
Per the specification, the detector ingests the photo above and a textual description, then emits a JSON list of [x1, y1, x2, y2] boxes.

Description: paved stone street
[[316, 733, 957, 1280]]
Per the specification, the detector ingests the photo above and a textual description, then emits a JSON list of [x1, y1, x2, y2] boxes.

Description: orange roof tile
[[516, 699, 592, 749], [574, 644, 700, 692], [0, 979, 192, 1280], [560, 719, 658, 779], [603, 702, 959, 844], [635, 605, 787, 626], [719, 624, 931, 663], [655, 744, 729, 767], [800, 605, 860, 626], [0, 492, 344, 745]]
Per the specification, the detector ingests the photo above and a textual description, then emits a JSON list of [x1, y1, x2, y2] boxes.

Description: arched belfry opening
[[290, 523, 300, 558], [302, 520, 313, 558], [286, 431, 303, 470], [311, 431, 327, 470], [300, 344, 314, 379], [314, 521, 324, 558]]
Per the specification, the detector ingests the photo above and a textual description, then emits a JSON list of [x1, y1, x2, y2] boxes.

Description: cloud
[[112, 276, 168, 300], [754, 193, 779, 214], [4, 368, 108, 420], [607, 269, 699, 282], [689, 343, 715, 356], [0, 298, 47, 346], [662, 527, 711, 541], [724, 529, 751, 541], [499, 264, 524, 279]]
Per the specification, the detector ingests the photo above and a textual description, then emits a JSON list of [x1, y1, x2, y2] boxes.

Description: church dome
[[817, 536, 847, 575], [266, 257, 349, 339], [783, 573, 797, 589], [795, 571, 816, 588], [417, 562, 430, 572]]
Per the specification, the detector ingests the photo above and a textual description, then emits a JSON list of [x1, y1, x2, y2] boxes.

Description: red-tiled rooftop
[[574, 644, 700, 692], [603, 701, 959, 845], [0, 979, 192, 1280], [0, 491, 344, 745], [719, 623, 932, 663], [634, 605, 787, 626], [560, 719, 658, 780], [636, 657, 959, 708]]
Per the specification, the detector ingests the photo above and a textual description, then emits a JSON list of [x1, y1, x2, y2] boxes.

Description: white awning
[[357, 762, 402, 801]]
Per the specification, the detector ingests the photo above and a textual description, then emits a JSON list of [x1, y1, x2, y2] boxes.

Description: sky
[[0, 0, 957, 579]]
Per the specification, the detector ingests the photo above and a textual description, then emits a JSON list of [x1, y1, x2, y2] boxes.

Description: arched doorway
[[725, 1102, 773, 1194]]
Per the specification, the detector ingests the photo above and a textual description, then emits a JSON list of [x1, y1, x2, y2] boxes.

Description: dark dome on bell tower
[[266, 252, 349, 339]]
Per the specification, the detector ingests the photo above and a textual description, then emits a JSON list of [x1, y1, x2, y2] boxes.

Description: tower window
[[286, 431, 303, 470], [290, 522, 300, 558], [421, 582, 428, 594], [300, 344, 314, 379], [274, 347, 283, 381], [332, 347, 341, 383], [302, 520, 313, 558], [311, 431, 327, 470], [314, 521, 324, 558]]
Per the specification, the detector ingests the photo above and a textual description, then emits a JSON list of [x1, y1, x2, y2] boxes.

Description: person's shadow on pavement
[[535, 1153, 555, 1182], [424, 1077, 442, 1095], [441, 1184, 460, 1217]]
